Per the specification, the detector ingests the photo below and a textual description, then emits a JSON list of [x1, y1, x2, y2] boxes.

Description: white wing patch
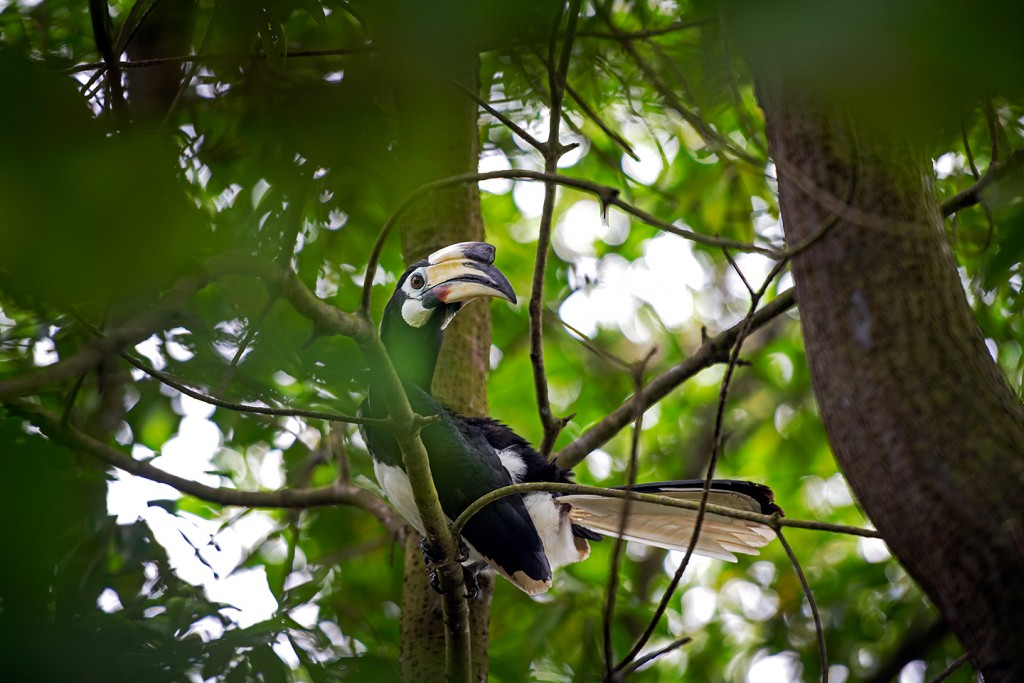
[[496, 447, 528, 482], [523, 493, 590, 570], [374, 462, 426, 535]]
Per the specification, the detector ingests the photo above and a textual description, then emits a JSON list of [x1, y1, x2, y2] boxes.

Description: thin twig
[[617, 637, 692, 677], [576, 18, 714, 41], [127, 351, 376, 425], [64, 44, 376, 74], [218, 292, 276, 395], [927, 653, 971, 683], [557, 314, 633, 372], [562, 78, 640, 161], [68, 308, 376, 425], [158, 0, 220, 132], [603, 350, 655, 677], [777, 528, 828, 683], [116, 0, 165, 55], [443, 72, 544, 151], [722, 247, 755, 296]]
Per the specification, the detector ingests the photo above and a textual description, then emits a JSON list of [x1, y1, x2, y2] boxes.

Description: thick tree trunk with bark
[[391, 56, 493, 682], [757, 78, 1024, 680]]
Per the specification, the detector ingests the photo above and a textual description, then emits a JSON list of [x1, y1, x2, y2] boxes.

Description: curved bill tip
[[428, 259, 517, 306]]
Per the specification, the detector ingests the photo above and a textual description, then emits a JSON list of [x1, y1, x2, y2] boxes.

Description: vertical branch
[[89, 0, 127, 124], [361, 338, 472, 683], [532, 0, 583, 456]]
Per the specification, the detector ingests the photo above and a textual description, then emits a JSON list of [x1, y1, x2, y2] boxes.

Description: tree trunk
[[391, 56, 493, 682], [757, 77, 1024, 680]]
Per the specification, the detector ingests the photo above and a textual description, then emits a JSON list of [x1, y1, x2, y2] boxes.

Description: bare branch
[[617, 637, 692, 677], [562, 78, 640, 161], [218, 293, 276, 395], [556, 314, 633, 372], [531, 0, 584, 457], [555, 288, 796, 469], [941, 148, 1024, 217], [4, 399, 405, 537]]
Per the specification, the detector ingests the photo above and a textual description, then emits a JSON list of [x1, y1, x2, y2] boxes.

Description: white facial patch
[[401, 298, 434, 328]]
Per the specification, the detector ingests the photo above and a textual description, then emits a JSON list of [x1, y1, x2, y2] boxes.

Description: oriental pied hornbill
[[361, 242, 780, 597]]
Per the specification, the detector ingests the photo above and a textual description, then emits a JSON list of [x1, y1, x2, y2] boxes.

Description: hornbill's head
[[381, 241, 516, 389]]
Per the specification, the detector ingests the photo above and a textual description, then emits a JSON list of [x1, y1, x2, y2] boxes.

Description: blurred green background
[[2, 0, 1022, 681]]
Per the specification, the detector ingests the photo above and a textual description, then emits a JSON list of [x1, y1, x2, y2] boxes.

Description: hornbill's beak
[[422, 241, 517, 306]]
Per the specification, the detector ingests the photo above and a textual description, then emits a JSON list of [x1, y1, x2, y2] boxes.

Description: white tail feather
[[560, 490, 775, 562]]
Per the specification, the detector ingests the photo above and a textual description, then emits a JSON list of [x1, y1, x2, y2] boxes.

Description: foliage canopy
[[1, 1, 1022, 681]]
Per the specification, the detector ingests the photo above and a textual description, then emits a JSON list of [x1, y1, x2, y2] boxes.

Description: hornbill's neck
[[379, 299, 459, 391]]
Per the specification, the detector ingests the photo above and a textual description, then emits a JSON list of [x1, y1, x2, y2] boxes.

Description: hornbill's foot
[[417, 536, 468, 565], [462, 565, 480, 600], [428, 568, 443, 595], [419, 536, 471, 566], [420, 537, 442, 566], [426, 566, 479, 599], [420, 536, 473, 597]]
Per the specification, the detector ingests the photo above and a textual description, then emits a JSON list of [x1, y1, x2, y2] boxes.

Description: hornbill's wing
[[366, 385, 554, 595], [459, 416, 602, 543], [560, 480, 781, 562]]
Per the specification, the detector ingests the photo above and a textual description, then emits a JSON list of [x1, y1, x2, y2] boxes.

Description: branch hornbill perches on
[[361, 242, 781, 596]]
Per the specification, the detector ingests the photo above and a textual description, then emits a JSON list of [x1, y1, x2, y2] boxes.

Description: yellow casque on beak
[[423, 259, 517, 305]]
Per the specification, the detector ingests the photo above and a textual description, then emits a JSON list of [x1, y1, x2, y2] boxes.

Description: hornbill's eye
[[410, 273, 425, 290]]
